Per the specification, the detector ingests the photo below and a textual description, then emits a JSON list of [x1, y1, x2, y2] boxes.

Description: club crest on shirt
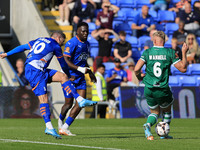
[[65, 47, 70, 53], [175, 53, 179, 58]]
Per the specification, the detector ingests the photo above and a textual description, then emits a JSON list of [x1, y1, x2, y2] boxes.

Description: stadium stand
[[189, 64, 200, 75], [169, 76, 180, 87], [179, 76, 198, 86], [165, 23, 179, 37], [171, 65, 189, 75], [138, 36, 151, 50], [114, 23, 132, 35], [120, 8, 139, 21], [90, 47, 99, 59], [113, 10, 127, 21], [136, 0, 152, 9], [119, 0, 136, 9], [158, 10, 175, 23], [88, 22, 97, 34]]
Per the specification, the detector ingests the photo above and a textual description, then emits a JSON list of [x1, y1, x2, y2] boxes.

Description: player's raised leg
[[53, 71, 97, 107]]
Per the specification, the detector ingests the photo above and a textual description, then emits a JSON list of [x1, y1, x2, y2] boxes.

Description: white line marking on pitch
[[0, 139, 126, 150]]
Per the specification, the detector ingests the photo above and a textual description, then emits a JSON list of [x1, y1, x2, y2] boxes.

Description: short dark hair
[[51, 31, 66, 39], [97, 64, 105, 69], [119, 31, 126, 36], [77, 22, 89, 29]]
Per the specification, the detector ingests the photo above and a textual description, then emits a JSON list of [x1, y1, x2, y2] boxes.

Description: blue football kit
[[107, 67, 127, 84], [63, 36, 89, 97]]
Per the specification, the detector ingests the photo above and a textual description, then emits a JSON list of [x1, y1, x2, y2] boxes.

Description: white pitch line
[[0, 139, 126, 150]]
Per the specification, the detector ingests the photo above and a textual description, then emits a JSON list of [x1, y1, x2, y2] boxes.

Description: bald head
[[142, 5, 149, 16], [153, 31, 166, 46]]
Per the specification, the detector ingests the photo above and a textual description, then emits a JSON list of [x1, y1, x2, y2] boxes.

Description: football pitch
[[0, 118, 200, 150]]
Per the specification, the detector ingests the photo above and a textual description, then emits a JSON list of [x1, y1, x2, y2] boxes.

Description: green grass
[[0, 119, 200, 150]]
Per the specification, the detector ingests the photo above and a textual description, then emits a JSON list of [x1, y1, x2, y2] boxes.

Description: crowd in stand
[[38, 0, 200, 118]]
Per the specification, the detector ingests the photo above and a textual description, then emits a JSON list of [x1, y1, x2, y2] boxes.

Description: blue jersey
[[25, 37, 63, 71], [107, 67, 127, 84], [63, 36, 89, 77]]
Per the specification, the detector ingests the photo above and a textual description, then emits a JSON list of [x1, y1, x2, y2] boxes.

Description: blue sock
[[62, 81, 79, 99], [40, 103, 51, 123], [59, 113, 66, 121], [65, 116, 74, 126]]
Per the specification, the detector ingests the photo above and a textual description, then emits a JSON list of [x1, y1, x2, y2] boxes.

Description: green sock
[[162, 112, 171, 125], [147, 113, 158, 127]]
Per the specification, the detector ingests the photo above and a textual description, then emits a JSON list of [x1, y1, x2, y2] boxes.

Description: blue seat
[[165, 23, 179, 36], [158, 11, 175, 22], [179, 76, 197, 86], [197, 37, 200, 46], [119, 0, 136, 8], [110, 0, 118, 6], [138, 36, 150, 50], [121, 8, 139, 21], [189, 64, 200, 75], [90, 47, 99, 59], [169, 76, 180, 87], [88, 22, 96, 33], [114, 23, 132, 35], [196, 76, 200, 86], [155, 23, 165, 31], [132, 50, 141, 63], [113, 10, 126, 21], [87, 34, 98, 47], [126, 35, 138, 49], [103, 62, 115, 77], [164, 37, 172, 48], [149, 10, 158, 22], [112, 20, 124, 29], [136, 0, 152, 9], [94, 9, 102, 17], [171, 65, 189, 75]]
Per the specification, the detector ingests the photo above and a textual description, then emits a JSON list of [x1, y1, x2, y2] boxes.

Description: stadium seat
[[112, 20, 124, 29], [149, 10, 158, 22], [132, 50, 141, 63], [114, 23, 132, 35], [179, 76, 197, 86], [103, 62, 115, 77], [94, 9, 102, 17], [126, 35, 138, 49], [197, 37, 200, 46], [155, 23, 165, 31], [196, 76, 200, 86], [113, 10, 126, 21], [158, 11, 175, 22], [164, 37, 172, 48], [138, 36, 150, 50], [189, 64, 200, 75], [87, 34, 98, 47], [110, 0, 118, 6], [136, 0, 152, 9], [88, 22, 96, 33], [171, 65, 189, 75], [119, 0, 136, 8], [169, 76, 180, 87], [165, 23, 179, 37], [90, 47, 99, 59], [121, 8, 139, 21]]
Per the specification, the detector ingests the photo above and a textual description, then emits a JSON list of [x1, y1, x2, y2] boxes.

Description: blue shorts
[[65, 76, 86, 98], [25, 64, 57, 96]]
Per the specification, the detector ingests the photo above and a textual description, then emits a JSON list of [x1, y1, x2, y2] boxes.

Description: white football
[[155, 122, 170, 137]]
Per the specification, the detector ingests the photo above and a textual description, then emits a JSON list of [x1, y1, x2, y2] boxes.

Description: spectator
[[42, 0, 61, 11], [144, 29, 157, 50], [90, 64, 108, 118], [131, 5, 156, 37], [193, 0, 200, 19], [150, 0, 168, 11], [175, 3, 200, 36], [114, 31, 134, 64], [168, 0, 190, 13], [125, 62, 139, 86], [16, 58, 29, 86], [172, 21, 188, 47], [72, 0, 94, 34], [92, 29, 119, 72], [91, 0, 102, 9], [106, 58, 127, 101], [171, 38, 182, 59], [55, 0, 76, 26], [10, 87, 41, 118], [185, 33, 200, 63], [94, 1, 119, 31]]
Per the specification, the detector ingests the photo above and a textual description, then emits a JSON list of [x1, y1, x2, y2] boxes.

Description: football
[[155, 122, 170, 137]]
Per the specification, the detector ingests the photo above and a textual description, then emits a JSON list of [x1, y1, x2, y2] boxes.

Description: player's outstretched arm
[[174, 43, 189, 73], [0, 44, 30, 59]]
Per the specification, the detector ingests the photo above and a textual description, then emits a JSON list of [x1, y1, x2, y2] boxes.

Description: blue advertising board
[[119, 86, 200, 118]]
